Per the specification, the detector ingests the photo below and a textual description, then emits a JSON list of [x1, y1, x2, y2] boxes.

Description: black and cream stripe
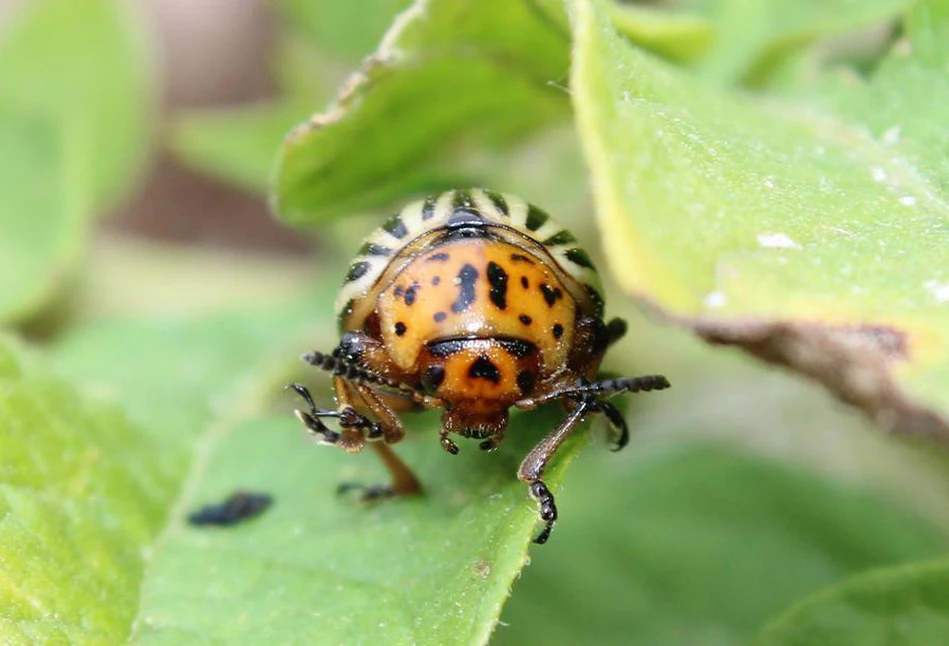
[[335, 189, 604, 317]]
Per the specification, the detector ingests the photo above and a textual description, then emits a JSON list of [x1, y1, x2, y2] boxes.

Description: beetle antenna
[[301, 351, 442, 408], [516, 374, 670, 409]]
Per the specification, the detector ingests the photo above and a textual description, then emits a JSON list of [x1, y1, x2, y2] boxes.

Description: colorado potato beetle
[[288, 189, 669, 543]]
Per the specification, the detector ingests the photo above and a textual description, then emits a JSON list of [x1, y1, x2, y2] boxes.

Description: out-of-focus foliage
[[170, 0, 414, 195], [3, 0, 949, 644], [0, 0, 153, 322], [756, 559, 949, 645], [273, 0, 572, 222], [496, 444, 945, 646]]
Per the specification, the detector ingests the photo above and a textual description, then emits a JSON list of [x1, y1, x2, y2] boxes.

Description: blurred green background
[[2, 0, 948, 644]]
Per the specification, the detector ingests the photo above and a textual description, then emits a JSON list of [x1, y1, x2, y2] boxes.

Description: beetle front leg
[[287, 382, 349, 447], [334, 379, 422, 499], [517, 403, 589, 544]]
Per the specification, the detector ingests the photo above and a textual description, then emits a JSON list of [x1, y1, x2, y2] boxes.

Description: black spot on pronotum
[[542, 230, 577, 246], [422, 365, 446, 391], [383, 215, 409, 239], [497, 338, 536, 358], [469, 355, 501, 383], [393, 285, 405, 298], [520, 276, 529, 288], [421, 195, 437, 220], [188, 491, 273, 527], [428, 338, 467, 357], [395, 322, 407, 336], [487, 261, 509, 310], [525, 204, 550, 231], [484, 189, 509, 216], [404, 285, 418, 306], [426, 252, 450, 262], [358, 242, 391, 256], [432, 276, 441, 286], [345, 261, 370, 282], [519, 314, 532, 325], [540, 283, 563, 307], [433, 311, 447, 322], [565, 247, 595, 269], [510, 253, 535, 265], [517, 370, 536, 395], [552, 323, 564, 339], [451, 263, 479, 313]]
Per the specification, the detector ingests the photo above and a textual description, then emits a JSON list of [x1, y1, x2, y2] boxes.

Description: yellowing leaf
[[570, 0, 949, 439]]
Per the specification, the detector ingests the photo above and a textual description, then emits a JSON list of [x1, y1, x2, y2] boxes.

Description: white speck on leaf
[[925, 280, 949, 303], [756, 232, 802, 250], [870, 166, 887, 182], [763, 177, 776, 189], [899, 196, 917, 206], [882, 125, 901, 145], [704, 291, 727, 308]]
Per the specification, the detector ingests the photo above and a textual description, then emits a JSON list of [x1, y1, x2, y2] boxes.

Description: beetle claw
[[528, 480, 557, 544]]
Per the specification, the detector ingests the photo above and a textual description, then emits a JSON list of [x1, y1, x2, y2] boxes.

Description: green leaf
[[688, 0, 912, 85], [0, 335, 177, 643], [756, 559, 949, 646], [170, 0, 416, 194], [0, 0, 155, 322], [0, 112, 88, 322], [496, 444, 947, 646], [44, 282, 589, 643], [0, 0, 154, 207], [130, 408, 585, 644], [274, 0, 572, 224], [609, 3, 715, 64], [171, 102, 310, 195], [569, 0, 949, 439]]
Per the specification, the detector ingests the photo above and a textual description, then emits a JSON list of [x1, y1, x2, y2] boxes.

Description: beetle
[[288, 189, 669, 543]]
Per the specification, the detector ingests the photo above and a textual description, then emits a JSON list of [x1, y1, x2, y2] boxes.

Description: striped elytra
[[335, 188, 603, 325]]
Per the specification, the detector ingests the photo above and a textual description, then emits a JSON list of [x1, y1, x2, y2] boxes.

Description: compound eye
[[421, 365, 446, 393]]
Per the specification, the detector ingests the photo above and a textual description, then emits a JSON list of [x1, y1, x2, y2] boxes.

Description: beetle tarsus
[[529, 480, 557, 544]]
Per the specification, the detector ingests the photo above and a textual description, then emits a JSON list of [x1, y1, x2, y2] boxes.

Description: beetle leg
[[518, 402, 590, 544], [334, 378, 423, 499], [287, 382, 346, 446], [590, 399, 629, 451]]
